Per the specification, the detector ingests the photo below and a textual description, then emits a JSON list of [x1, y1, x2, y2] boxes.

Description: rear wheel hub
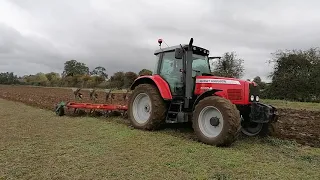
[[132, 93, 152, 124], [144, 105, 150, 113]]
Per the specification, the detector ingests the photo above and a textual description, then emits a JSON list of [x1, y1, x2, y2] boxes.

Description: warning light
[[158, 39, 163, 46]]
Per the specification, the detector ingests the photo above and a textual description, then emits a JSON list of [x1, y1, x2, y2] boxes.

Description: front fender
[[192, 89, 222, 110], [130, 75, 172, 100]]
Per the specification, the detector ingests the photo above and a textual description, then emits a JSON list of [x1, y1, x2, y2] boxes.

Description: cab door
[[158, 51, 184, 96]]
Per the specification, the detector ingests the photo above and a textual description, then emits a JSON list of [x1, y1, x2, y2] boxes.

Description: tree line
[[1, 48, 320, 102], [0, 59, 153, 89], [210, 49, 320, 102]]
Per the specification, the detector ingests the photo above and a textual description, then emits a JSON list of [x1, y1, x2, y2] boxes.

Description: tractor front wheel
[[128, 84, 167, 130], [192, 96, 241, 146], [240, 118, 277, 137], [240, 121, 264, 136]]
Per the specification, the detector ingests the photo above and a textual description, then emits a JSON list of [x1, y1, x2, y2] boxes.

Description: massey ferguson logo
[[200, 87, 213, 90], [196, 79, 241, 85]]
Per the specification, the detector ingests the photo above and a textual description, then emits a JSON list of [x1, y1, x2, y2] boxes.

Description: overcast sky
[[1, 0, 320, 81]]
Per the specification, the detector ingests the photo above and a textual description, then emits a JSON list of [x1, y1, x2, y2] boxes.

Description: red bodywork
[[132, 75, 253, 105], [66, 102, 128, 110], [194, 76, 251, 105], [131, 75, 173, 100]]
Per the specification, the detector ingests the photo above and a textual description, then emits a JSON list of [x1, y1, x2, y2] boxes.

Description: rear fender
[[130, 75, 173, 100], [192, 89, 223, 110]]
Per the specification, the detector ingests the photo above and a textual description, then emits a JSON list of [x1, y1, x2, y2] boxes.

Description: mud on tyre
[[192, 96, 241, 146], [240, 114, 277, 137], [128, 84, 167, 130]]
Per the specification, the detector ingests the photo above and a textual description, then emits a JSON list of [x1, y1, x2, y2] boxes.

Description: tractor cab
[[153, 42, 212, 98]]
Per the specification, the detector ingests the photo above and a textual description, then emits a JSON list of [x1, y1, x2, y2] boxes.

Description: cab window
[[192, 54, 211, 77]]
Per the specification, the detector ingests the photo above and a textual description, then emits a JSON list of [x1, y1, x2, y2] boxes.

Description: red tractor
[[128, 38, 278, 146]]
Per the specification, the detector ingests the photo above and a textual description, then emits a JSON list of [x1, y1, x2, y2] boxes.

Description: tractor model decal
[[200, 87, 213, 90], [196, 79, 241, 85]]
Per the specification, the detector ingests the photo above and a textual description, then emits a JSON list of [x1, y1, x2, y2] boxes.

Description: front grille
[[227, 89, 242, 100]]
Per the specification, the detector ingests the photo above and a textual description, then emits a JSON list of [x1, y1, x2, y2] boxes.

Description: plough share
[[55, 88, 129, 118]]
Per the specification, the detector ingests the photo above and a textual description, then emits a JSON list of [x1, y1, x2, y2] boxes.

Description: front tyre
[[192, 96, 241, 146], [241, 118, 276, 137], [128, 84, 167, 130], [240, 121, 264, 136]]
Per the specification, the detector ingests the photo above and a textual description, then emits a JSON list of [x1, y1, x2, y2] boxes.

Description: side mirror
[[175, 48, 183, 59]]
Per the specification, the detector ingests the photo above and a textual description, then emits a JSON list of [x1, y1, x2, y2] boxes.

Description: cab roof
[[154, 44, 210, 55]]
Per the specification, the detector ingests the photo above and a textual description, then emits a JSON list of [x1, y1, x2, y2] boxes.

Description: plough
[[55, 88, 129, 118]]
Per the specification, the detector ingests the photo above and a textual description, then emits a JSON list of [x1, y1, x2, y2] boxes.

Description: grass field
[[261, 99, 320, 111], [0, 99, 319, 179]]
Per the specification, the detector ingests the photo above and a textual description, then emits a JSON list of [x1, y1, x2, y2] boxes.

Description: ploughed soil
[[275, 108, 320, 147], [0, 85, 319, 147]]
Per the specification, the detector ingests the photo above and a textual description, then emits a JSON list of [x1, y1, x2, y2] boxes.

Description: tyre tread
[[192, 96, 241, 146], [128, 84, 167, 130]]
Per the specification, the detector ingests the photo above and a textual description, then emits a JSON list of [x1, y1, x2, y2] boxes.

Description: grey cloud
[[0, 23, 64, 71], [1, 0, 320, 81]]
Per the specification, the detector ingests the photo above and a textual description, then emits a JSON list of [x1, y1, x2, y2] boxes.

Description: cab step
[[165, 101, 188, 123]]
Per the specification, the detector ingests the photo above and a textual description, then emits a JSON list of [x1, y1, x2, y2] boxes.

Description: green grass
[[261, 99, 320, 111], [0, 99, 319, 179]]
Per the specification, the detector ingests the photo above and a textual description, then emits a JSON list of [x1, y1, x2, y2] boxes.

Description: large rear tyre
[[192, 96, 241, 147], [128, 84, 167, 130]]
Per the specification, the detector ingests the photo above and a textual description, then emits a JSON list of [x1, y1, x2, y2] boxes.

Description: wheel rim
[[241, 122, 263, 136], [132, 93, 152, 124], [198, 106, 224, 138]]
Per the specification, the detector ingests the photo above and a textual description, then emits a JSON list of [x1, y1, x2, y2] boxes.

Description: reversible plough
[[54, 88, 130, 118]]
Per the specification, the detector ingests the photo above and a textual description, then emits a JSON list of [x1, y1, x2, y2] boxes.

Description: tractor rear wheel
[[128, 84, 167, 130], [192, 96, 241, 146]]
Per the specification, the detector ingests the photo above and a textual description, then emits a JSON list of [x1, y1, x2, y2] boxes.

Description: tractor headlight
[[249, 83, 259, 102], [250, 95, 254, 101]]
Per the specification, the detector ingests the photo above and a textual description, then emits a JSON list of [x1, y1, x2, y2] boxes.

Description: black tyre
[[192, 96, 241, 146], [241, 118, 277, 137], [128, 84, 167, 130], [240, 121, 264, 136]]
